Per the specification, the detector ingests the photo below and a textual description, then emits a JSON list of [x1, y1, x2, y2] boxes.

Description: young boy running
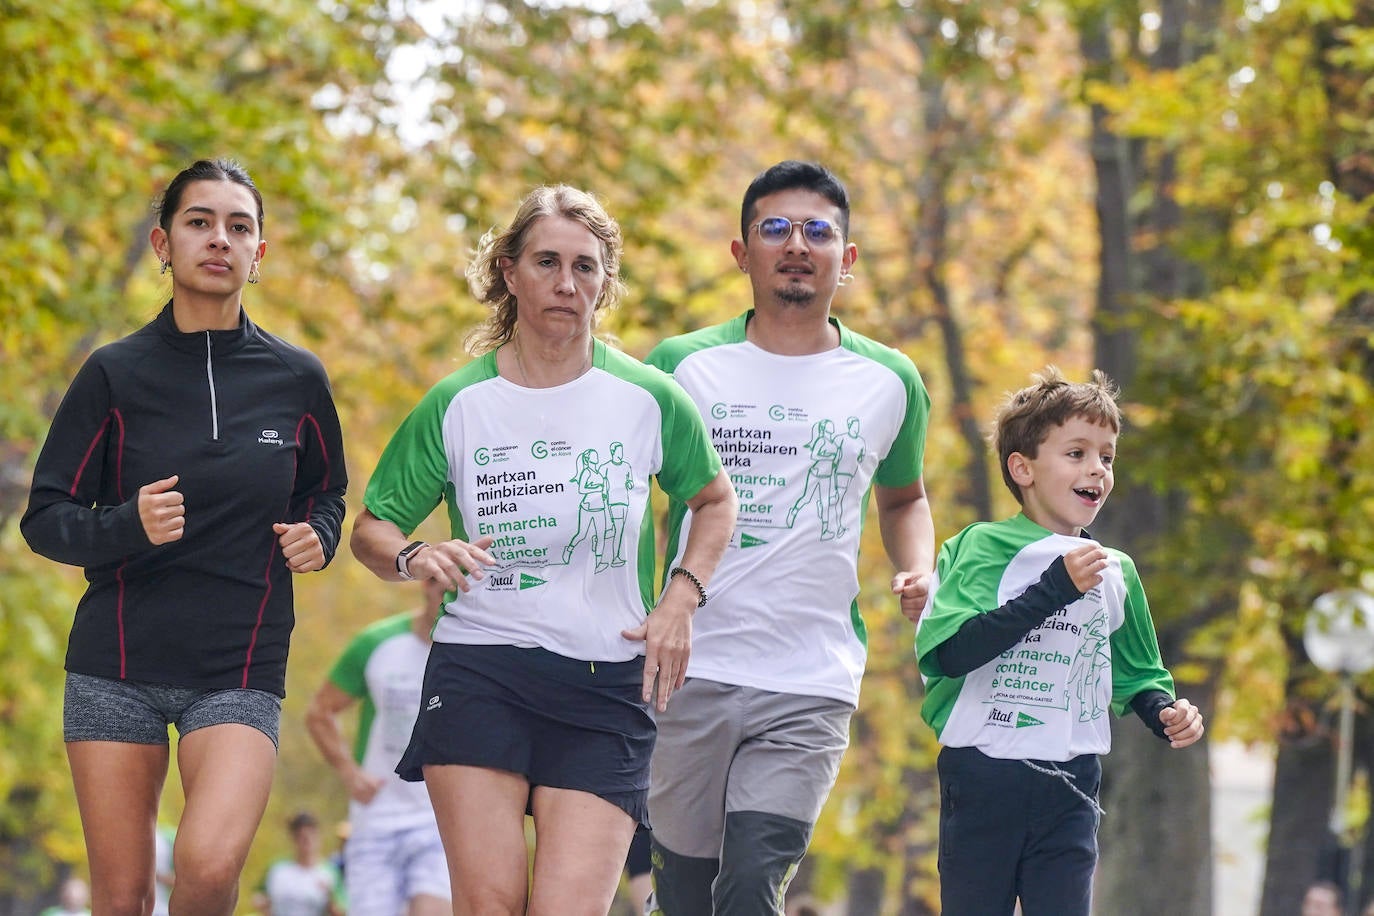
[[916, 366, 1204, 916]]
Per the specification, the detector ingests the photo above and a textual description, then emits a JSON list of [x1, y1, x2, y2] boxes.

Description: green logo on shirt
[[519, 573, 547, 590], [740, 533, 768, 549], [1015, 712, 1045, 728]]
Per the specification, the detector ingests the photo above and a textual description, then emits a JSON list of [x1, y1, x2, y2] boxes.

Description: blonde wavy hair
[[463, 185, 626, 355]]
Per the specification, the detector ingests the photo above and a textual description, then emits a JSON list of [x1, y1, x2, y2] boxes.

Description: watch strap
[[396, 540, 429, 580]]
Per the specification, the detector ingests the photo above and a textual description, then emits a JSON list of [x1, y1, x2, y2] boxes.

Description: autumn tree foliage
[[4, 1, 1371, 912]]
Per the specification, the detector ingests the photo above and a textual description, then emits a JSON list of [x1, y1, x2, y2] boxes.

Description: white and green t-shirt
[[328, 612, 434, 835], [916, 513, 1175, 761], [363, 340, 721, 663], [648, 312, 929, 706], [261, 859, 342, 916]]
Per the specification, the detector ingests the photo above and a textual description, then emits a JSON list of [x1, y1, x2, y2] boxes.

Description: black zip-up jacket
[[22, 303, 347, 696]]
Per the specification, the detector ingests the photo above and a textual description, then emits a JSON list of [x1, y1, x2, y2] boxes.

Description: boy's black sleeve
[[934, 556, 1085, 676], [1129, 690, 1175, 740]]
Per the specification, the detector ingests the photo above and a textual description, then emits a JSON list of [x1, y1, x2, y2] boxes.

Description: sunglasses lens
[[754, 217, 839, 245], [757, 217, 793, 244]]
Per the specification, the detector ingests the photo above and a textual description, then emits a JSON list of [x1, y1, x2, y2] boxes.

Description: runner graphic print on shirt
[[470, 440, 636, 575], [562, 443, 634, 570], [1067, 611, 1111, 722], [599, 442, 634, 567], [782, 416, 866, 540], [716, 403, 871, 545], [469, 437, 644, 576]]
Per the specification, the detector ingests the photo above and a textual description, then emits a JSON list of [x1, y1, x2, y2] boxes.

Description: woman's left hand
[[274, 521, 324, 573], [622, 597, 693, 713]]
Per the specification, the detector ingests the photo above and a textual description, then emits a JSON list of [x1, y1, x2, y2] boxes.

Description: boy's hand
[[1159, 698, 1205, 748], [1062, 544, 1110, 593], [892, 570, 932, 622]]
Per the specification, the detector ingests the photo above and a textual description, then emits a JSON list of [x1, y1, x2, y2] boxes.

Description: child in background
[[916, 367, 1204, 916], [40, 877, 91, 916]]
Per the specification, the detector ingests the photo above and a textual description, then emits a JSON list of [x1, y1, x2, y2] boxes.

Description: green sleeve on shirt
[[838, 329, 930, 489], [916, 524, 1000, 677], [363, 362, 488, 536], [327, 613, 413, 762], [1106, 550, 1175, 716]]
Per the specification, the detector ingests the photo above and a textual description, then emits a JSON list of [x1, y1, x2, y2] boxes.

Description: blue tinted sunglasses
[[749, 216, 840, 246]]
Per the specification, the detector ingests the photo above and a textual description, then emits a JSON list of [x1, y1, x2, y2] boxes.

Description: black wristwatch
[[396, 540, 429, 580]]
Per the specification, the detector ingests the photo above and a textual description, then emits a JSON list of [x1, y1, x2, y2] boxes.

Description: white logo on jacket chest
[[258, 429, 285, 446]]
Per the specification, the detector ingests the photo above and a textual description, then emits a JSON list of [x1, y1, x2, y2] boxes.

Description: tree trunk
[[1098, 664, 1214, 915], [1348, 707, 1374, 914], [1079, 2, 1214, 911], [845, 865, 885, 915], [1258, 701, 1336, 916], [1262, 9, 1374, 916], [909, 28, 993, 524], [897, 762, 938, 916]]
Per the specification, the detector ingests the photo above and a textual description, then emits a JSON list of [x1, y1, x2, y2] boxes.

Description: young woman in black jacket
[[22, 158, 347, 916]]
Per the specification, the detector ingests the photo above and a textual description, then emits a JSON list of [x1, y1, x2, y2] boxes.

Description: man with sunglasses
[[645, 160, 935, 915]]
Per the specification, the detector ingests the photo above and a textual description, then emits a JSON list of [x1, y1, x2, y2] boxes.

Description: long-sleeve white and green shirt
[[917, 513, 1174, 761]]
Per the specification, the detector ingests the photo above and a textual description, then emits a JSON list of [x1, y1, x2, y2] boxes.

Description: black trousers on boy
[[936, 744, 1101, 916]]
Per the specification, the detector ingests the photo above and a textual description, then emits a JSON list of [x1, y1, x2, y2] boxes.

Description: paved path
[[1213, 739, 1273, 916]]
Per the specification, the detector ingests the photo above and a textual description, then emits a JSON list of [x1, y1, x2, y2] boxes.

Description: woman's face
[[154, 179, 265, 300], [502, 215, 605, 345]]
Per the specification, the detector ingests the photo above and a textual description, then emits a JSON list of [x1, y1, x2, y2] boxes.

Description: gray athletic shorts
[[647, 678, 851, 858], [63, 671, 282, 750]]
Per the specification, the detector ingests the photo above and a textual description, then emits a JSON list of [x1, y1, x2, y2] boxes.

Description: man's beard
[[775, 283, 816, 305]]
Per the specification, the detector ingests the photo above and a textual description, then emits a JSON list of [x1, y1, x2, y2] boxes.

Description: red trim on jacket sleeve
[[294, 412, 330, 521], [68, 415, 111, 497]]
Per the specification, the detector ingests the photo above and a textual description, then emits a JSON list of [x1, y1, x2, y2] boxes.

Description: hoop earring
[[248, 263, 261, 285], [159, 260, 170, 276], [838, 271, 854, 287]]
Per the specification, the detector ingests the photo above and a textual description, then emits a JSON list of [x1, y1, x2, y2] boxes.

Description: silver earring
[[248, 263, 261, 285], [159, 260, 169, 276], [838, 271, 854, 287]]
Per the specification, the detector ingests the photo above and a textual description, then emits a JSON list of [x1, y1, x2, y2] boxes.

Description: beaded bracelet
[[670, 566, 708, 607]]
